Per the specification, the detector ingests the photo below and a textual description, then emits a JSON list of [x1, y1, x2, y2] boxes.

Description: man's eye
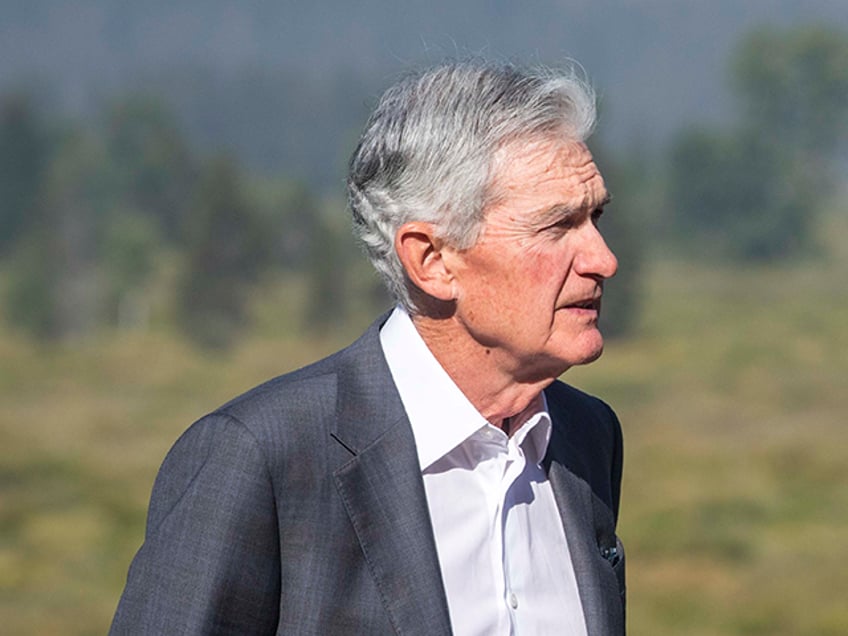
[[550, 217, 577, 230]]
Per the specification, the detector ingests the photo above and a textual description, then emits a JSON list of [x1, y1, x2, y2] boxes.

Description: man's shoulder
[[184, 313, 402, 448], [214, 316, 387, 426]]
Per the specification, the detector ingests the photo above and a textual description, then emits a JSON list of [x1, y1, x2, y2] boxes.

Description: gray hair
[[346, 60, 597, 312]]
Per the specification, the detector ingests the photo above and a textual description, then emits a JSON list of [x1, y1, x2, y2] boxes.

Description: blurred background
[[1, 1, 847, 634]]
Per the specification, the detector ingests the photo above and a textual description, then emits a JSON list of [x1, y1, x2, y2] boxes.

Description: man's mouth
[[565, 297, 600, 311], [570, 299, 597, 309]]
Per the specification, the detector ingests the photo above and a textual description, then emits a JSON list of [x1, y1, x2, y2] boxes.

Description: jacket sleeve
[[110, 414, 281, 635]]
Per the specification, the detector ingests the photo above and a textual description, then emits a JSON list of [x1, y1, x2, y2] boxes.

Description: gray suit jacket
[[111, 316, 625, 635]]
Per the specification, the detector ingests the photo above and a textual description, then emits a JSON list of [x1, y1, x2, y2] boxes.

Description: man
[[111, 60, 625, 635]]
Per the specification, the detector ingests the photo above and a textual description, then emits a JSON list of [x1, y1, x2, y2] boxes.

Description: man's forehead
[[489, 138, 607, 207]]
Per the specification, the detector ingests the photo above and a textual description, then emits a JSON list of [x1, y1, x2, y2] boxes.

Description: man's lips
[[562, 296, 602, 311]]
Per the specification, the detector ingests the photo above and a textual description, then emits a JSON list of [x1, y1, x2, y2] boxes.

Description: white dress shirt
[[380, 307, 588, 636]]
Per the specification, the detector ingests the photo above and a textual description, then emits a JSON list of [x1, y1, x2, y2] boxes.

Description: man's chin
[[578, 345, 604, 366], [565, 332, 606, 368]]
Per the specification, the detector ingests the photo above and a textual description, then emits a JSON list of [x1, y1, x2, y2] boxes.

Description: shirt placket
[[470, 426, 509, 634], [502, 435, 530, 634]]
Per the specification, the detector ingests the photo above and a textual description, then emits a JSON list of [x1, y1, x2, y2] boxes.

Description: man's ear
[[395, 222, 457, 302]]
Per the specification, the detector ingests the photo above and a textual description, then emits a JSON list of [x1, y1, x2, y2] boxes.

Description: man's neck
[[411, 313, 557, 435]]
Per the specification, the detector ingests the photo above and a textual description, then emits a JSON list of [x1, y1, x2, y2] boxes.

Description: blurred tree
[[5, 131, 108, 339], [665, 25, 848, 262], [176, 157, 271, 349], [4, 230, 61, 339], [304, 210, 351, 332], [731, 25, 848, 167], [251, 178, 321, 270], [0, 94, 51, 257], [100, 210, 159, 329], [251, 178, 368, 333], [103, 97, 197, 241], [667, 129, 812, 260]]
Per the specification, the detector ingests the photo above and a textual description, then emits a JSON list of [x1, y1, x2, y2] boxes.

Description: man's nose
[[574, 227, 618, 279]]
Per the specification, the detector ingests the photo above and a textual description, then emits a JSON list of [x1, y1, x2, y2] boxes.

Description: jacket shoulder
[[181, 313, 398, 466], [206, 319, 378, 438]]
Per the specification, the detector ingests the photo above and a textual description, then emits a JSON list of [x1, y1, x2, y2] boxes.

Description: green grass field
[[2, 256, 846, 635]]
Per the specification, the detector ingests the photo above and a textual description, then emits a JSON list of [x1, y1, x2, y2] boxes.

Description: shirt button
[[509, 592, 518, 609]]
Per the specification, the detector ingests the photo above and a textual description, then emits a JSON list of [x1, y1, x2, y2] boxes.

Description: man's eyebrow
[[536, 192, 612, 224]]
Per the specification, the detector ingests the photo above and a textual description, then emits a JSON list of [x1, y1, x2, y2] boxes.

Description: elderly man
[[111, 60, 625, 636]]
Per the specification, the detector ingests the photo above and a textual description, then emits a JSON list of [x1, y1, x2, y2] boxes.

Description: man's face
[[446, 139, 618, 381]]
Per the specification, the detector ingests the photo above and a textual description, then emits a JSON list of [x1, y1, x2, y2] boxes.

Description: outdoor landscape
[[2, 2, 847, 634], [3, 243, 846, 635]]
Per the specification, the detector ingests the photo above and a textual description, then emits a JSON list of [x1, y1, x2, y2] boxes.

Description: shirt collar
[[380, 307, 552, 469], [509, 393, 552, 465]]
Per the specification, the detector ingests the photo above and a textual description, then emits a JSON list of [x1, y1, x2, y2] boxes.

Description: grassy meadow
[[2, 248, 846, 634]]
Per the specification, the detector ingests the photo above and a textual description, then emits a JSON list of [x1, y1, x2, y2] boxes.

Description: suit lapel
[[545, 387, 624, 636], [330, 318, 452, 636], [334, 418, 452, 636], [547, 461, 615, 636]]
